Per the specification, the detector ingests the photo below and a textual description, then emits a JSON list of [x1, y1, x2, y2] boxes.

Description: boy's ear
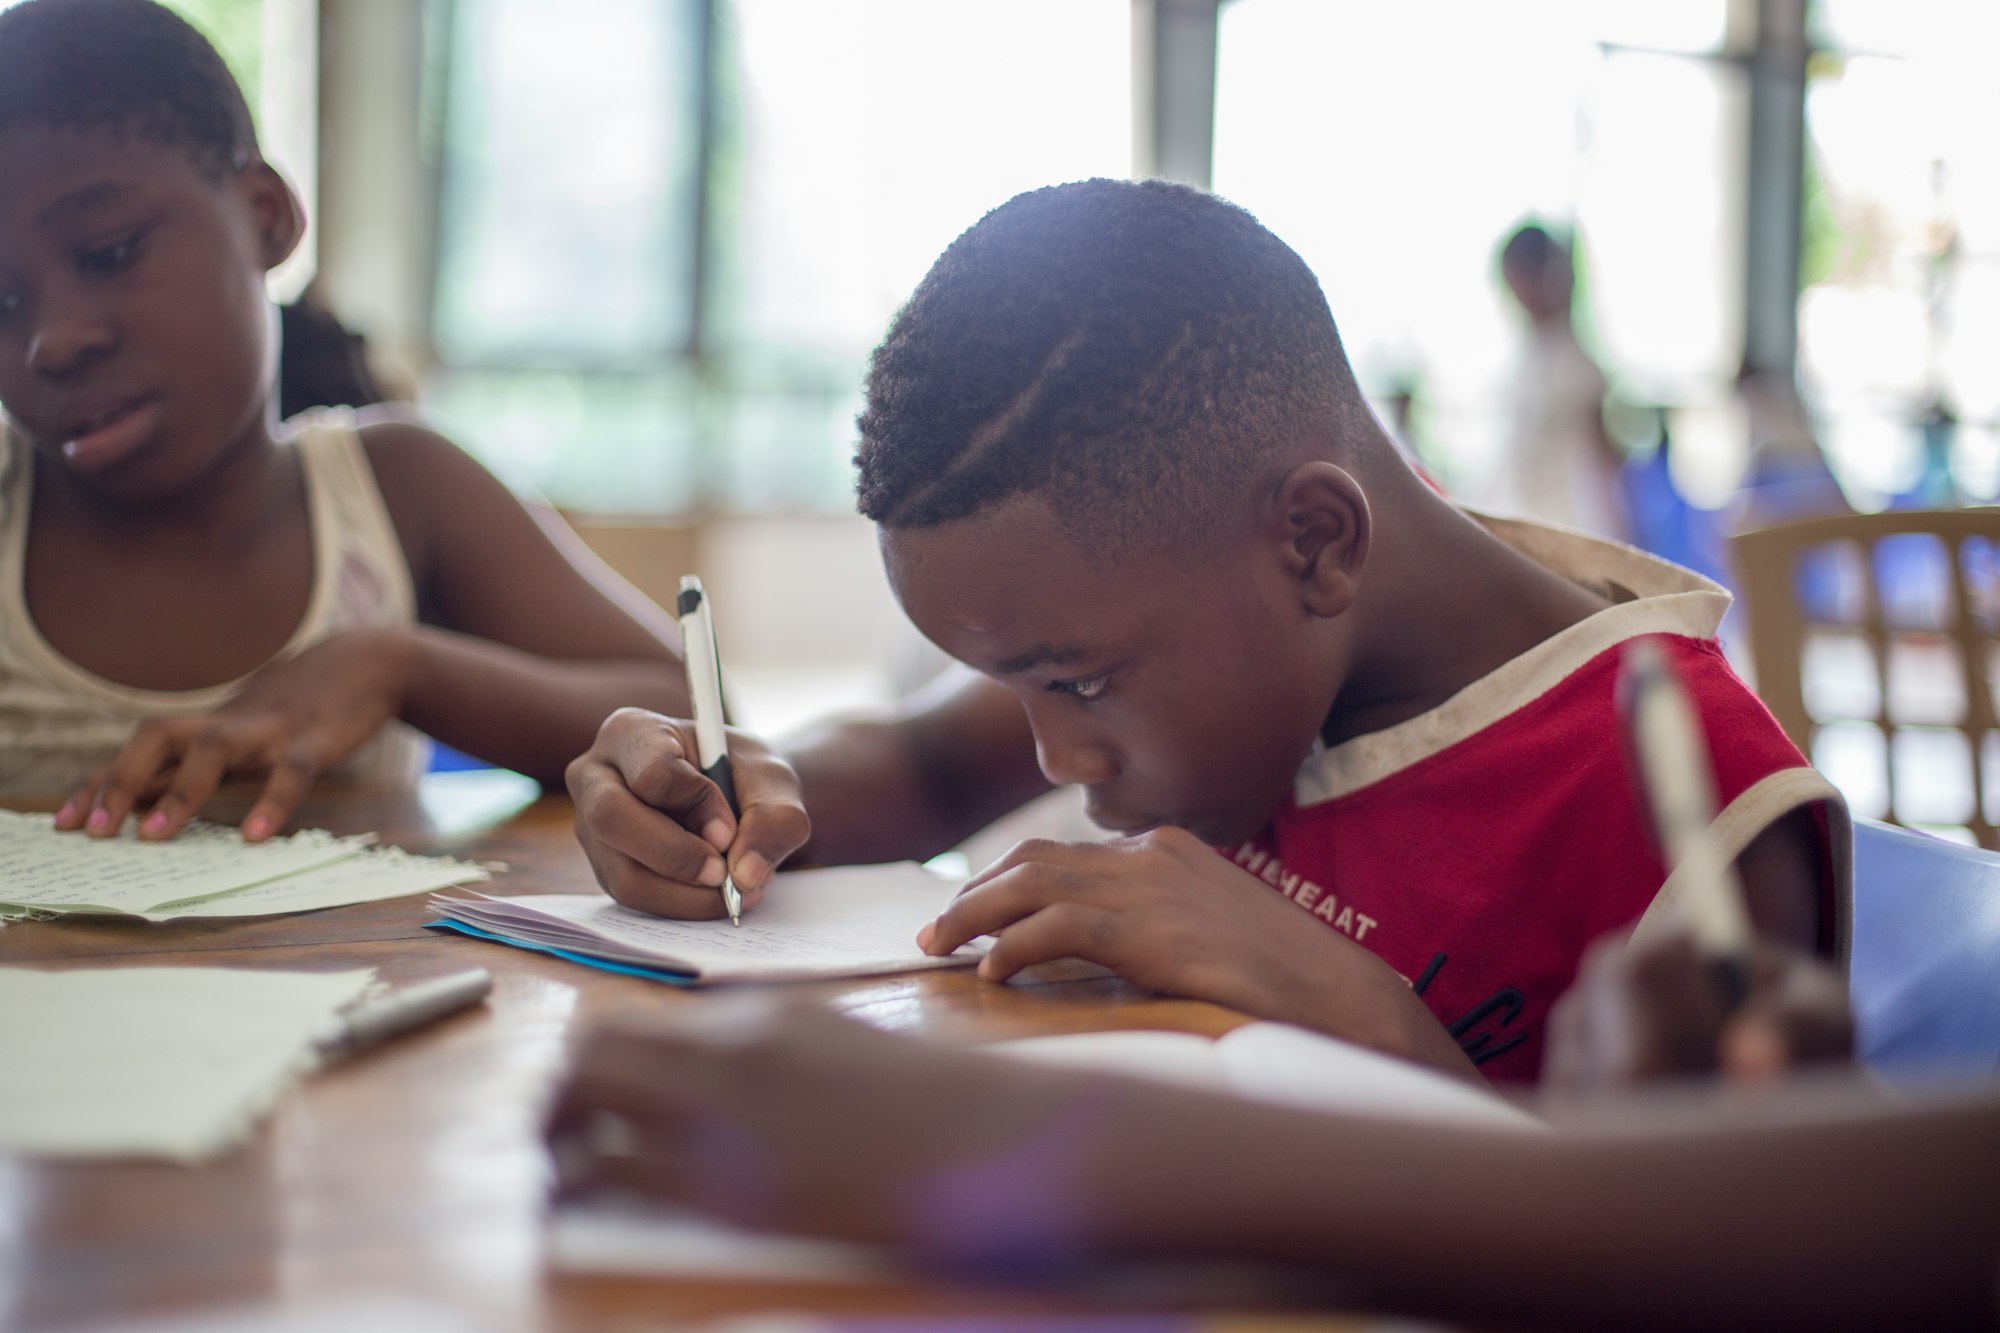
[[1272, 461, 1370, 618], [237, 162, 305, 272]]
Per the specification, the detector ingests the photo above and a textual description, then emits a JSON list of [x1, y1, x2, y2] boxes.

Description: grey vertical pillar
[[1744, 0, 1808, 378], [1134, 0, 1220, 188], [316, 0, 437, 375]]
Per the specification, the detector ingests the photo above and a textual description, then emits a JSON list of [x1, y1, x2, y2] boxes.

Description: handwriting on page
[[145, 848, 488, 920], [432, 862, 981, 983], [0, 811, 369, 913], [541, 898, 928, 962]]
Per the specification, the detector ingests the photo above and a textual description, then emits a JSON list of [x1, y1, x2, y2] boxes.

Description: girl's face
[[0, 126, 300, 506]]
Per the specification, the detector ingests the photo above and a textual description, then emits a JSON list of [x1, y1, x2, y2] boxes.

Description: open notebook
[[552, 1020, 1538, 1284], [428, 861, 982, 984]]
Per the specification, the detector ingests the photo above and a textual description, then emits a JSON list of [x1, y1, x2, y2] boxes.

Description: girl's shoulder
[[331, 408, 552, 595]]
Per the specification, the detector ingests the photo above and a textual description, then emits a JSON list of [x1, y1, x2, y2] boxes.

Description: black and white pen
[[1620, 638, 1753, 1005], [677, 574, 742, 926]]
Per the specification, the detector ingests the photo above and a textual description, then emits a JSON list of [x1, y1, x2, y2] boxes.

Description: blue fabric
[[1850, 819, 2000, 1078], [424, 918, 696, 985]]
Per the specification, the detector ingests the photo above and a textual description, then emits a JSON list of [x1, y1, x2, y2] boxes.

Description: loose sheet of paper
[[0, 965, 375, 1160], [143, 846, 490, 920], [0, 810, 369, 913], [432, 862, 980, 982], [0, 811, 488, 919]]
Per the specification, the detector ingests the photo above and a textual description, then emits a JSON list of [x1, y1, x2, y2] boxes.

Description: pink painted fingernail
[[140, 811, 170, 836], [86, 808, 113, 833], [243, 815, 271, 841], [54, 801, 77, 824]]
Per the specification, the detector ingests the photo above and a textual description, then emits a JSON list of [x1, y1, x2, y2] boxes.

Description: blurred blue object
[[427, 742, 493, 773], [1620, 437, 1731, 585], [1872, 530, 1954, 630], [1851, 818, 2000, 1077]]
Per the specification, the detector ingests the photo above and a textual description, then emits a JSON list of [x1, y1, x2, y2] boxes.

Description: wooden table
[[0, 773, 1263, 1332]]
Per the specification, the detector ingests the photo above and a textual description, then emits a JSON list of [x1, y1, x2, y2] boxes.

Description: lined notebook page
[[432, 862, 980, 982]]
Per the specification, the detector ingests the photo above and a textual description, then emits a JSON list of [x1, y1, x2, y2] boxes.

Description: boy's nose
[[1031, 721, 1118, 789], [27, 300, 115, 381]]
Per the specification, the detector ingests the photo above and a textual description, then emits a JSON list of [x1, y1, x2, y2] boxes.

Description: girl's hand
[[566, 707, 811, 920], [918, 827, 1482, 1082], [53, 628, 417, 842], [1543, 929, 1854, 1092]]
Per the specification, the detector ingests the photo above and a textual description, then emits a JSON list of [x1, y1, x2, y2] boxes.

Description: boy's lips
[[59, 395, 162, 472]]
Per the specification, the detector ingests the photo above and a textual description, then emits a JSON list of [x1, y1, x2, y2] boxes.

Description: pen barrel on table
[[318, 969, 492, 1061]]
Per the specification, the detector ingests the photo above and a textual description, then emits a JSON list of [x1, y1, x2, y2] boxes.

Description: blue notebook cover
[[424, 918, 698, 986]]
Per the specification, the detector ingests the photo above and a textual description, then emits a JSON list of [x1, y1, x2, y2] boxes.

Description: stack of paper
[[430, 861, 981, 983], [0, 965, 376, 1159], [0, 810, 489, 921]]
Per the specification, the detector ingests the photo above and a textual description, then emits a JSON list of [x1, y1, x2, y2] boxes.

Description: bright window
[[425, 0, 1131, 515]]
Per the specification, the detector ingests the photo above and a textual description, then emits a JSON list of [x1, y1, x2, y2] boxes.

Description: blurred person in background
[[1730, 359, 1850, 531], [1496, 223, 1629, 543]]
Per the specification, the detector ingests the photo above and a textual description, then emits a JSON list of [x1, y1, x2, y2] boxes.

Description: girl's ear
[[1271, 461, 1371, 619], [239, 162, 305, 272]]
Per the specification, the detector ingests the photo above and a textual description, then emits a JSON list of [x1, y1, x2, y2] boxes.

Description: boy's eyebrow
[[39, 181, 136, 227], [994, 643, 1094, 676]]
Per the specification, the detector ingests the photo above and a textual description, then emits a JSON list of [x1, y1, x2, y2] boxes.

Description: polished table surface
[[0, 773, 1278, 1332]]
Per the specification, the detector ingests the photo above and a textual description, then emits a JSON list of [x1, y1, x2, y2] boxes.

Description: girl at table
[[0, 0, 687, 836]]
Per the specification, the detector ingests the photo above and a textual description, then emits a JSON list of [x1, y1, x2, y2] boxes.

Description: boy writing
[[0, 0, 688, 838], [567, 177, 1848, 1084]]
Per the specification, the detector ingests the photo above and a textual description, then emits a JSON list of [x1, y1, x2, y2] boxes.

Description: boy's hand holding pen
[[565, 577, 811, 922]]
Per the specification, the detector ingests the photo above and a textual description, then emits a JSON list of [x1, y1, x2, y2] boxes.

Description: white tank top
[[0, 410, 429, 796]]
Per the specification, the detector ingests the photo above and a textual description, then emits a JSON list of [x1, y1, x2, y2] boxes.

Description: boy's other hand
[[566, 707, 809, 919], [53, 628, 414, 843], [916, 827, 1479, 1080], [1543, 930, 1854, 1093]]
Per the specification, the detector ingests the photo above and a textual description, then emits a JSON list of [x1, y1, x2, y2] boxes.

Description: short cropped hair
[[0, 0, 258, 177], [854, 178, 1369, 552]]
